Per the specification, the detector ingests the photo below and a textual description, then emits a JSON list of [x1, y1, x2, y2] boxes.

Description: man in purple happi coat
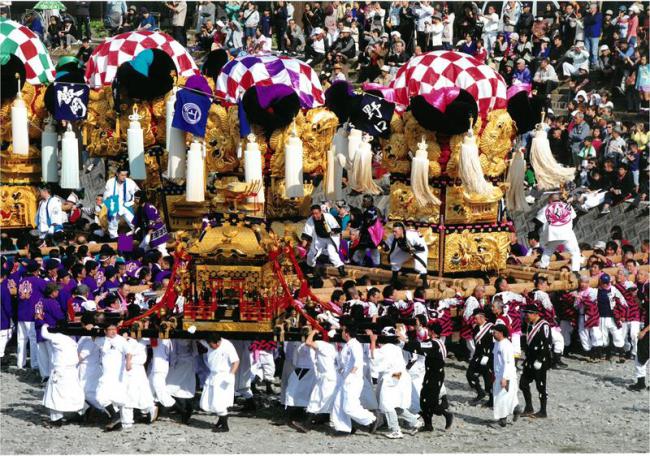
[[16, 260, 46, 370], [35, 282, 66, 381], [133, 191, 170, 255]]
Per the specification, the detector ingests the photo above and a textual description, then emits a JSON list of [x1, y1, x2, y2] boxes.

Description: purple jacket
[[154, 269, 171, 284], [17, 276, 46, 322], [100, 279, 121, 294], [82, 276, 98, 297], [125, 260, 141, 278], [35, 297, 66, 343], [1, 280, 13, 330], [58, 281, 75, 316], [134, 203, 170, 248]]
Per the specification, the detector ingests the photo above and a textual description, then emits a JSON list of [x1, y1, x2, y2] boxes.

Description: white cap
[[390, 31, 401, 38], [216, 20, 225, 28], [311, 27, 323, 36], [599, 44, 609, 52], [341, 26, 352, 33]]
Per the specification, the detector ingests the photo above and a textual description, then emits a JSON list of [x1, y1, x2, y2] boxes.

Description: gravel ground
[[1, 350, 649, 454]]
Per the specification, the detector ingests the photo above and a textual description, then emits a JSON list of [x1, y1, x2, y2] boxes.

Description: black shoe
[[338, 266, 347, 277], [521, 406, 535, 417], [513, 406, 522, 422], [213, 416, 229, 432], [44, 419, 63, 428], [368, 417, 379, 434], [482, 399, 494, 408], [104, 405, 121, 431], [240, 397, 256, 412], [421, 424, 434, 432], [498, 418, 507, 427], [265, 380, 274, 395], [627, 378, 647, 391], [333, 430, 351, 437], [533, 410, 548, 418], [443, 412, 454, 430]]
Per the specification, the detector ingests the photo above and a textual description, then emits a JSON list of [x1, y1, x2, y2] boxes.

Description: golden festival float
[[3, 27, 590, 341]]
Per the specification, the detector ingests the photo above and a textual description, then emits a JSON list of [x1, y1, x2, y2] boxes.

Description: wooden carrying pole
[[310, 265, 649, 302]]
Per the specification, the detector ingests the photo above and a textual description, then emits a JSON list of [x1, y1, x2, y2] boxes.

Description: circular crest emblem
[[181, 102, 201, 125]]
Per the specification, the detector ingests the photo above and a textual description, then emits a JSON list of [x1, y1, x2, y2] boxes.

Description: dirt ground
[[1, 349, 649, 454]]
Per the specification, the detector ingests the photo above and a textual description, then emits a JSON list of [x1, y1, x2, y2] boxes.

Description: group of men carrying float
[[7, 164, 647, 437]]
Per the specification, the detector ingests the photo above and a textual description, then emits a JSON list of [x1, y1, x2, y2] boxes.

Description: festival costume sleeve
[[302, 217, 315, 241]]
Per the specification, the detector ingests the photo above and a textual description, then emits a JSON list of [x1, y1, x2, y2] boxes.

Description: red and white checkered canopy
[[0, 18, 55, 85], [85, 30, 199, 87], [390, 51, 507, 118], [215, 54, 324, 109]]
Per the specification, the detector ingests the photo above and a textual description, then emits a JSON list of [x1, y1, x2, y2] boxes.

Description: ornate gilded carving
[[189, 223, 266, 258], [381, 132, 410, 174], [0, 83, 47, 143], [388, 181, 440, 224], [0, 185, 38, 229], [444, 185, 501, 224], [444, 230, 510, 273], [478, 109, 515, 177], [205, 103, 240, 173], [265, 178, 314, 219], [0, 145, 42, 183]]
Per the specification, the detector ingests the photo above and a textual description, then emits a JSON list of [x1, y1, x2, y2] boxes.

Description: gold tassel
[[506, 148, 529, 212], [529, 122, 575, 190], [458, 119, 495, 195], [352, 134, 381, 194]]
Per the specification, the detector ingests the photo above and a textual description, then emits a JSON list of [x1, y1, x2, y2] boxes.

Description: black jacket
[[523, 319, 552, 370]]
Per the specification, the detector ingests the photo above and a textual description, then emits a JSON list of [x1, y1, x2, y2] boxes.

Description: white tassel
[[60, 124, 80, 189], [284, 123, 304, 198], [530, 126, 575, 190], [326, 127, 346, 200], [127, 106, 146, 180], [410, 137, 441, 206], [166, 88, 186, 179], [11, 76, 29, 156], [41, 117, 59, 182], [352, 134, 381, 194], [458, 126, 494, 195], [346, 127, 362, 189], [506, 148, 529, 212], [244, 133, 265, 203], [186, 138, 205, 202]]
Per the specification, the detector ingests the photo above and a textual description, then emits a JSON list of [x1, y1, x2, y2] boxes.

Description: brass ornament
[[444, 230, 510, 273], [388, 181, 440, 223], [0, 185, 38, 229]]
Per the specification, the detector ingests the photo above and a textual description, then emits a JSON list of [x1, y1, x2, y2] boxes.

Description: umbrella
[[0, 17, 55, 85], [33, 1, 66, 10], [215, 53, 324, 109], [84, 30, 199, 87], [389, 50, 507, 119]]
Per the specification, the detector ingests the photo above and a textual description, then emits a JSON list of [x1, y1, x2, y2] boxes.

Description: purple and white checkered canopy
[[215, 53, 324, 108]]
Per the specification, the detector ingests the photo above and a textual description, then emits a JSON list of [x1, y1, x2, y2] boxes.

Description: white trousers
[[139, 234, 168, 256], [352, 248, 380, 266], [331, 375, 376, 433], [622, 321, 641, 356], [37, 341, 52, 379], [635, 358, 649, 379], [563, 61, 586, 77], [578, 315, 602, 351], [16, 321, 38, 369], [540, 237, 582, 271], [0, 328, 12, 358], [600, 317, 624, 348], [148, 370, 176, 408], [307, 236, 343, 268], [390, 249, 427, 274], [466, 339, 476, 359], [107, 209, 134, 239], [560, 321, 574, 349], [551, 327, 565, 354], [121, 405, 156, 426], [512, 333, 522, 357]]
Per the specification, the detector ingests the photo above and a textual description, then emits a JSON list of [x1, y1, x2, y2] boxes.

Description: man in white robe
[[41, 324, 86, 426], [301, 205, 346, 276], [537, 194, 582, 272], [149, 338, 176, 411], [122, 337, 157, 428], [492, 324, 520, 427], [284, 340, 317, 433], [383, 222, 429, 288], [367, 327, 419, 439], [35, 183, 65, 240], [77, 315, 103, 412], [199, 334, 240, 432], [166, 339, 197, 423], [103, 167, 140, 240], [305, 329, 338, 424], [95, 324, 132, 431], [330, 325, 378, 435]]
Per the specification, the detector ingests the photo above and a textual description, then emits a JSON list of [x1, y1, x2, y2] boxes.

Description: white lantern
[[60, 124, 80, 189], [166, 88, 186, 179], [244, 133, 264, 203], [185, 138, 205, 202], [11, 79, 29, 155], [284, 124, 304, 198], [41, 118, 59, 182], [127, 106, 146, 180]]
